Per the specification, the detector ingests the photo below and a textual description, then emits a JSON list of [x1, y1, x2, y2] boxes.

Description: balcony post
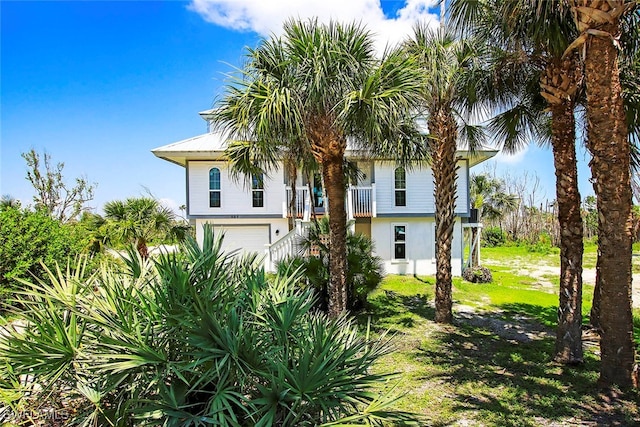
[[347, 186, 354, 220], [372, 183, 377, 217]]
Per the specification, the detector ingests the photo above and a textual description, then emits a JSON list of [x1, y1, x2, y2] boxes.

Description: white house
[[152, 110, 497, 276]]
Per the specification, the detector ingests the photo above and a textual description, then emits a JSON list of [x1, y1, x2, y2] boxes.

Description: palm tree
[[564, 0, 637, 388], [103, 197, 189, 259], [214, 19, 426, 317], [590, 8, 640, 332], [403, 24, 488, 324], [0, 195, 20, 210], [470, 173, 518, 262], [450, 0, 586, 364]]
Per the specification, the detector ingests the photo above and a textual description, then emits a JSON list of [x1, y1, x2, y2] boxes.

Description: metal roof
[[152, 131, 498, 168], [151, 132, 229, 166]]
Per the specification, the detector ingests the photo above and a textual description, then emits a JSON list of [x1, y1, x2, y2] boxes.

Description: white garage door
[[215, 225, 270, 255]]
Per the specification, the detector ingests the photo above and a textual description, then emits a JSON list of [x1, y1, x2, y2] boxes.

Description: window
[[394, 225, 406, 260], [394, 167, 406, 206], [252, 173, 264, 208], [209, 168, 221, 208]]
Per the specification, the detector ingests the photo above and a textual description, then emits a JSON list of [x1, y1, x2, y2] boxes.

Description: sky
[[1, 0, 595, 215]]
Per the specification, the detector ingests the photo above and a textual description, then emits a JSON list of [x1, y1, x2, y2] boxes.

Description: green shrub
[[0, 206, 91, 308], [0, 226, 414, 426], [278, 218, 384, 311], [526, 232, 558, 255], [481, 226, 506, 247]]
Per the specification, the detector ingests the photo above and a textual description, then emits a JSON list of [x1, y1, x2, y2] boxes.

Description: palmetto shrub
[[481, 226, 506, 247], [0, 226, 414, 426], [278, 218, 384, 312]]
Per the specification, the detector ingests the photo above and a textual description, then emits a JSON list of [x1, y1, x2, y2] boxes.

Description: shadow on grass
[[497, 302, 558, 328], [418, 320, 639, 426], [358, 291, 435, 334], [359, 291, 640, 426]]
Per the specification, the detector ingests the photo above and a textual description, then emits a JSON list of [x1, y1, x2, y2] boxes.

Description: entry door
[[312, 174, 324, 209]]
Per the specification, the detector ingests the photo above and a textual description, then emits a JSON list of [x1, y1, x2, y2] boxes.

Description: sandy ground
[[482, 258, 640, 308]]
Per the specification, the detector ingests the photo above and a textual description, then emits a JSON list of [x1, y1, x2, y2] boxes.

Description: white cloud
[[187, 0, 440, 51], [493, 145, 529, 165]]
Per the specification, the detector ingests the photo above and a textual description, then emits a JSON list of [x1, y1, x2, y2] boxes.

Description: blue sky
[[1, 0, 594, 215]]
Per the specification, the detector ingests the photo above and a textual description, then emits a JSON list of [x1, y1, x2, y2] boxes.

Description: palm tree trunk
[[322, 146, 348, 317], [287, 161, 297, 230], [571, 1, 636, 388], [309, 115, 349, 318], [430, 109, 458, 324], [545, 60, 584, 363], [589, 256, 602, 329], [137, 238, 149, 260]]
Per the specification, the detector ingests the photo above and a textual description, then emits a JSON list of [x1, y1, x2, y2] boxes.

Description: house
[[152, 110, 497, 276]]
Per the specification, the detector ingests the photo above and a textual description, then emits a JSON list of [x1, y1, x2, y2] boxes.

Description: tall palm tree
[[564, 0, 638, 388], [103, 197, 189, 259], [214, 19, 426, 317], [403, 24, 488, 324], [450, 0, 587, 364], [589, 2, 640, 332]]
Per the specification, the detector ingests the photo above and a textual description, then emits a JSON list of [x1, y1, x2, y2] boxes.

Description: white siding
[[188, 161, 286, 216], [371, 217, 463, 276], [455, 160, 469, 214], [374, 160, 469, 215]]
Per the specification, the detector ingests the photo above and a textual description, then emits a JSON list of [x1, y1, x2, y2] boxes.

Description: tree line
[[0, 150, 190, 306]]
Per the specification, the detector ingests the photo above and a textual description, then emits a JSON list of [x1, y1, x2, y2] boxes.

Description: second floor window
[[394, 167, 406, 207], [252, 173, 264, 207], [209, 167, 221, 208]]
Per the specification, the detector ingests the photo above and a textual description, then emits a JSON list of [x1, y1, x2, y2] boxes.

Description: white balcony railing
[[285, 184, 376, 220], [284, 187, 309, 219], [347, 185, 374, 218]]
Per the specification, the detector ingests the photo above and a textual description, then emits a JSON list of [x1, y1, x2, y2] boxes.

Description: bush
[[481, 226, 506, 247], [278, 218, 384, 311], [0, 206, 91, 307], [525, 232, 558, 254], [0, 226, 414, 426], [462, 266, 493, 283]]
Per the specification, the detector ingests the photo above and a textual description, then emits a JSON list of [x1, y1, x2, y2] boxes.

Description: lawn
[[356, 246, 640, 426]]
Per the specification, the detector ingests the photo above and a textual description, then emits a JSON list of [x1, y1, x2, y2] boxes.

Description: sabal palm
[[451, 0, 586, 364], [470, 173, 517, 223], [403, 24, 487, 324], [215, 19, 425, 317], [103, 197, 187, 259], [564, 0, 638, 388], [470, 173, 517, 262]]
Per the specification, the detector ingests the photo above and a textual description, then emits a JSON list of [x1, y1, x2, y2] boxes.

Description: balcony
[[285, 187, 310, 219], [347, 185, 375, 218], [284, 185, 376, 220]]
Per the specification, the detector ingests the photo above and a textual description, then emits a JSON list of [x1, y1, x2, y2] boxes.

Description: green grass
[[357, 248, 640, 426], [481, 243, 602, 269]]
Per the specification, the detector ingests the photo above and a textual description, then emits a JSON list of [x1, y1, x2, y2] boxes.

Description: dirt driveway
[[483, 259, 640, 308]]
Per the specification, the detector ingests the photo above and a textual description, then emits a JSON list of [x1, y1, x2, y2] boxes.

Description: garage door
[[215, 225, 270, 255]]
